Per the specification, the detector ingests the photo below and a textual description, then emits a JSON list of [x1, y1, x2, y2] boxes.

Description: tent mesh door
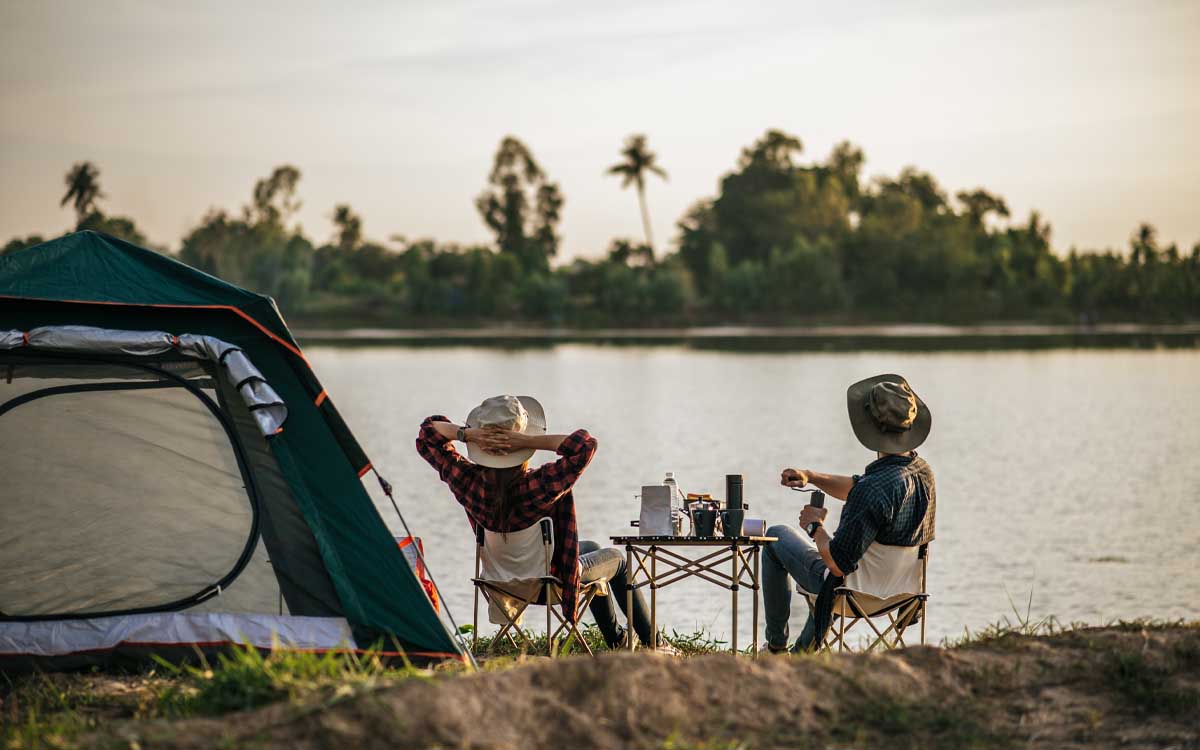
[[0, 356, 281, 618]]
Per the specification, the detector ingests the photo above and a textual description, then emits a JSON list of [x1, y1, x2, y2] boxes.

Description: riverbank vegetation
[[3, 620, 1196, 749], [4, 130, 1198, 326]]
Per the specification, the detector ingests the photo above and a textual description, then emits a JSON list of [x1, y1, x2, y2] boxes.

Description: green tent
[[0, 231, 464, 669]]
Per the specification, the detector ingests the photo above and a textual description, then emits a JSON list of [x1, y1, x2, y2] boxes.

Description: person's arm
[[797, 503, 845, 577], [780, 468, 855, 501], [422, 420, 514, 453], [415, 416, 498, 495], [513, 433, 578, 452], [495, 428, 598, 507], [801, 482, 888, 578], [475, 429, 588, 453]]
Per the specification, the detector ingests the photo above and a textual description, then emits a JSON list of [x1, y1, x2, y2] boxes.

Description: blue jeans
[[578, 540, 654, 648], [762, 524, 829, 652]]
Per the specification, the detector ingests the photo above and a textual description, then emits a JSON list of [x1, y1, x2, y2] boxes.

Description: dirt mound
[[98, 625, 1200, 750]]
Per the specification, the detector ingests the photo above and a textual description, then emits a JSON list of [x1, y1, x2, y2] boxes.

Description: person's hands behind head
[[472, 425, 518, 456], [780, 468, 810, 488]]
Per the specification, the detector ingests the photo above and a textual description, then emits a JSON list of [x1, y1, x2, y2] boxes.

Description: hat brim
[[846, 374, 932, 454], [465, 395, 547, 469]]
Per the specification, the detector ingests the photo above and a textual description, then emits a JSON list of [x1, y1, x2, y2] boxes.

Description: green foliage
[[679, 129, 1199, 322], [10, 141, 1200, 326], [665, 628, 732, 656], [470, 622, 609, 657], [146, 642, 428, 717], [828, 694, 1003, 750], [76, 210, 147, 247], [2, 235, 46, 256], [688, 131, 854, 285], [608, 133, 668, 251], [660, 734, 748, 750], [60, 161, 104, 222], [468, 623, 729, 658], [476, 136, 563, 273], [178, 164, 314, 310], [944, 587, 1062, 649], [1103, 638, 1200, 717], [0, 645, 437, 749], [0, 672, 110, 749]]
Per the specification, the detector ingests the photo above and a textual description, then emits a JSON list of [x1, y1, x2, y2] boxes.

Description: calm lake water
[[309, 345, 1200, 647]]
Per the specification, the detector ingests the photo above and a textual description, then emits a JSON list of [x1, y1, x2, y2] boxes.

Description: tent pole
[[374, 469, 479, 671]]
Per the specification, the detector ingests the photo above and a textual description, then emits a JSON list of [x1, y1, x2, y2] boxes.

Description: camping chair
[[471, 518, 608, 657], [802, 542, 929, 652]]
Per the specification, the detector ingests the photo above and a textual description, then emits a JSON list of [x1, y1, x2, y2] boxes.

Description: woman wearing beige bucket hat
[[760, 374, 938, 654], [416, 395, 666, 651]]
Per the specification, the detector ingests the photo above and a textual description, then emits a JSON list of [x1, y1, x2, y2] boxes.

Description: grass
[[4, 619, 1198, 749], [942, 587, 1064, 649], [1102, 633, 1200, 718], [1, 672, 116, 750], [0, 644, 436, 750], [465, 622, 609, 658], [147, 643, 434, 716], [464, 623, 731, 658], [660, 734, 748, 750], [829, 695, 1006, 750]]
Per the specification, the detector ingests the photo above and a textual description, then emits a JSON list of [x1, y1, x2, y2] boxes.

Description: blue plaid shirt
[[828, 452, 936, 575]]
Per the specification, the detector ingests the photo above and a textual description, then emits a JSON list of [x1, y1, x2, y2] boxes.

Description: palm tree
[[331, 204, 363, 252], [606, 134, 667, 253], [61, 162, 104, 224]]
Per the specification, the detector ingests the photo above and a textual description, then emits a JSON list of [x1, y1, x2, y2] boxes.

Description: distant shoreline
[[294, 322, 1200, 349]]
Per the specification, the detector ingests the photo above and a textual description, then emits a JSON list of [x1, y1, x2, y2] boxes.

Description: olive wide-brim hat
[[846, 374, 932, 454], [464, 394, 547, 469]]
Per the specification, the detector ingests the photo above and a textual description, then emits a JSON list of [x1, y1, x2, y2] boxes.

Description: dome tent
[[0, 231, 464, 669]]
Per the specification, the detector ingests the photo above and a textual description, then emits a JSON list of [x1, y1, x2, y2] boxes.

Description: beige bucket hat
[[464, 395, 547, 469], [846, 374, 932, 454]]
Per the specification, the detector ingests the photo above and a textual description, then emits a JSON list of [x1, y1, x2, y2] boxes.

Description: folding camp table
[[610, 535, 777, 656]]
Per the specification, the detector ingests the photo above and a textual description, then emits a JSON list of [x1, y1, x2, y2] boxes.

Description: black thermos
[[725, 474, 743, 509], [806, 490, 826, 537]]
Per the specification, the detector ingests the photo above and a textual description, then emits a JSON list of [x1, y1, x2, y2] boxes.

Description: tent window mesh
[[0, 358, 281, 618]]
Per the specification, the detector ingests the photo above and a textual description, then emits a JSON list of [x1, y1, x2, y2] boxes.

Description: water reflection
[[309, 345, 1200, 646]]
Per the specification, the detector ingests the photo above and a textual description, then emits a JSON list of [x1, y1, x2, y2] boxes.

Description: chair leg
[[491, 618, 522, 653], [822, 595, 929, 653], [864, 612, 899, 652], [546, 582, 555, 658], [548, 589, 599, 657], [892, 600, 922, 649], [838, 605, 847, 653], [546, 586, 604, 657], [472, 585, 480, 652], [482, 589, 533, 654]]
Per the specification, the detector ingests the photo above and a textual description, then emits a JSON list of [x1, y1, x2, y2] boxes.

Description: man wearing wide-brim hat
[[761, 374, 937, 653]]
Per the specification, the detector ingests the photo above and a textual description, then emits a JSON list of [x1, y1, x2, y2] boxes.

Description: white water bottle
[[664, 472, 685, 536], [664, 472, 684, 505]]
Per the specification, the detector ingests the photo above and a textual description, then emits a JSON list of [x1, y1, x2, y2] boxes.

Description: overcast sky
[[1, 0, 1197, 258]]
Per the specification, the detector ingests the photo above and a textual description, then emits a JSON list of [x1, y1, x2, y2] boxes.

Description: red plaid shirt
[[416, 416, 598, 622]]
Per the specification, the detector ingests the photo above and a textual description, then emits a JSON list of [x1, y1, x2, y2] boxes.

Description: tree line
[[4, 129, 1198, 325]]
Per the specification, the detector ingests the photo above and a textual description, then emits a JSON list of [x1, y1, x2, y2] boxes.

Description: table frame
[[610, 535, 777, 656]]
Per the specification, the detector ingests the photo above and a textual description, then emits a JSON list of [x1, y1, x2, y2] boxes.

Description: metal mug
[[721, 508, 745, 538], [692, 508, 717, 537]]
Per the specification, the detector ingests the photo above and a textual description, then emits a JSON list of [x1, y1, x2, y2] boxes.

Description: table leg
[[752, 545, 760, 658], [626, 545, 635, 651], [730, 542, 738, 655], [650, 546, 658, 651]]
